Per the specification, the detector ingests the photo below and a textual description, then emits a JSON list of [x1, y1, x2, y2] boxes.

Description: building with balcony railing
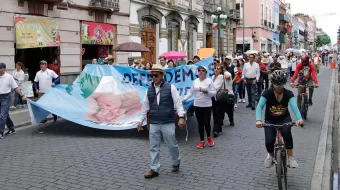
[[235, 0, 279, 53], [0, 0, 129, 83], [129, 0, 204, 63]]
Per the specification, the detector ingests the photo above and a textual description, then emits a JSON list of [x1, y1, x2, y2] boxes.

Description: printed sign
[[27, 57, 214, 130], [15, 16, 60, 49], [82, 21, 115, 45]]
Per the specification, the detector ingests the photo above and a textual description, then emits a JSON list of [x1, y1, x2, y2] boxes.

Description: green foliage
[[315, 35, 331, 47]]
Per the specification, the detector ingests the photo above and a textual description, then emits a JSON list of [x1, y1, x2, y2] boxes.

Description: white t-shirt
[[0, 73, 18, 94], [183, 78, 216, 107], [34, 69, 58, 93], [12, 70, 25, 88]]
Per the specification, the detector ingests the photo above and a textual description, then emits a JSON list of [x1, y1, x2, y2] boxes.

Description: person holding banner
[[0, 63, 26, 138], [34, 60, 60, 123], [182, 65, 217, 149], [137, 64, 186, 179]]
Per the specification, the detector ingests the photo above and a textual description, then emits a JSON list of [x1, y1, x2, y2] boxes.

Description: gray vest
[[147, 82, 175, 124]]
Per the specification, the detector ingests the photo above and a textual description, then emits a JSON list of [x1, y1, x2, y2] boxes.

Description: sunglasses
[[198, 69, 206, 72], [151, 74, 160, 78]]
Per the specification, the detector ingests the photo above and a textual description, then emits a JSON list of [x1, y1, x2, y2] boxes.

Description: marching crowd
[[136, 50, 325, 179]]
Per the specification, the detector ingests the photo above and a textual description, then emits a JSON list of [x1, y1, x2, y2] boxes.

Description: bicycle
[[294, 84, 314, 120], [263, 122, 296, 190]]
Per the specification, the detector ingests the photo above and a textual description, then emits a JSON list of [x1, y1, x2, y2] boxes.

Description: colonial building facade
[[204, 0, 239, 56], [0, 0, 129, 83], [129, 0, 204, 63]]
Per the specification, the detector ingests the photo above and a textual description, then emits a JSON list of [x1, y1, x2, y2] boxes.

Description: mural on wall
[[82, 21, 115, 45]]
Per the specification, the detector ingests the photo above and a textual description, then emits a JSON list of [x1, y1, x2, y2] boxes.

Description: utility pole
[[242, 0, 245, 54]]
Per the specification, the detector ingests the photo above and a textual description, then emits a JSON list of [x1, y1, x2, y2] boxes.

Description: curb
[[311, 69, 336, 190]]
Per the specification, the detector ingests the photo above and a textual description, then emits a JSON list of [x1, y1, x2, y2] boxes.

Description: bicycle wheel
[[300, 96, 307, 120], [276, 149, 288, 190]]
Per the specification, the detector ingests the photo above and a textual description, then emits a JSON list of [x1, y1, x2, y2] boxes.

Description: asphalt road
[[0, 67, 332, 190]]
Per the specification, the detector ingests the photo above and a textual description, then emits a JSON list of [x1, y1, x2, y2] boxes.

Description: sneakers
[[238, 99, 242, 103], [241, 99, 246, 103], [5, 129, 16, 136], [197, 141, 205, 149], [264, 154, 274, 168], [207, 137, 214, 147], [288, 156, 298, 168], [308, 99, 313, 106], [234, 104, 238, 108], [0, 133, 3, 139]]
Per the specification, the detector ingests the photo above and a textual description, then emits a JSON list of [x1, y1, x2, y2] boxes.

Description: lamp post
[[211, 7, 228, 58]]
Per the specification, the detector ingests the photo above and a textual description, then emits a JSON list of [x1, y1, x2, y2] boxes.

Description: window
[[265, 7, 267, 21], [236, 3, 240, 10], [270, 9, 272, 24], [261, 4, 263, 23], [168, 21, 180, 51]]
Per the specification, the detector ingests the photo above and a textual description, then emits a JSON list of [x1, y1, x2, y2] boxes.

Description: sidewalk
[[9, 107, 32, 128]]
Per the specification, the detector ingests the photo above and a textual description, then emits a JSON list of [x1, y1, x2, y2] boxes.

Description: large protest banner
[[27, 57, 214, 130]]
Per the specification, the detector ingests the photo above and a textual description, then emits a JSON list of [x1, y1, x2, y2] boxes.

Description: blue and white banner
[[27, 57, 214, 130]]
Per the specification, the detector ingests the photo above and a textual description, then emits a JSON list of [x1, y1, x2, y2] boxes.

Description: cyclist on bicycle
[[290, 55, 318, 107], [256, 70, 304, 168]]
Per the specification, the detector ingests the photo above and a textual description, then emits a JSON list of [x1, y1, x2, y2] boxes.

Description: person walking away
[[242, 54, 260, 110], [233, 60, 243, 108], [256, 70, 303, 168], [34, 60, 60, 123], [212, 63, 234, 138], [11, 62, 25, 109], [183, 66, 216, 149], [312, 53, 321, 75], [137, 64, 185, 179], [0, 63, 26, 138]]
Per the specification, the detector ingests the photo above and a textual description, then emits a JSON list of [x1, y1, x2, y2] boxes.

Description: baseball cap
[[40, 60, 47, 65], [0, 62, 6, 68]]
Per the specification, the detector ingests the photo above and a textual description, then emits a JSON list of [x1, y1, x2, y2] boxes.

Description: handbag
[[146, 85, 164, 129], [216, 75, 230, 104]]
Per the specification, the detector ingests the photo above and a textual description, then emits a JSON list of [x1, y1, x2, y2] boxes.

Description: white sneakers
[[263, 154, 298, 168], [264, 154, 274, 168], [238, 99, 246, 103], [288, 156, 298, 168], [234, 104, 238, 108]]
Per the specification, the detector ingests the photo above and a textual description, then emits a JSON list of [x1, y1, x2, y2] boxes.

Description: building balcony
[[279, 13, 290, 23], [229, 9, 241, 20], [268, 22, 271, 28], [89, 0, 119, 11], [272, 23, 275, 29], [264, 20, 267, 27]]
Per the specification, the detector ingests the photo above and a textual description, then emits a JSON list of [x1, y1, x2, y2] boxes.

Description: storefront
[[81, 21, 116, 68], [236, 38, 252, 53], [14, 16, 60, 81]]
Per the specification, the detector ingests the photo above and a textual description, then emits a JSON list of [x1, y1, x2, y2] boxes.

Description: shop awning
[[267, 38, 280, 46]]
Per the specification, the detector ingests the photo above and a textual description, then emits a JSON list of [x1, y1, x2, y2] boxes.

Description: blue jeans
[[233, 82, 241, 104], [0, 93, 11, 134], [149, 123, 180, 172]]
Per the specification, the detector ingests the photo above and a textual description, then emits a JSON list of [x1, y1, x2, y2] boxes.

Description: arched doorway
[[141, 19, 156, 64], [137, 6, 163, 64], [166, 12, 183, 51]]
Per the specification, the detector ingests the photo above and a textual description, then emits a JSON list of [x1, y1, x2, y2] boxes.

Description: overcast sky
[[287, 0, 339, 44]]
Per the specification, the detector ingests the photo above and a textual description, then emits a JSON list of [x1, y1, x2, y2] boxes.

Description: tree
[[315, 35, 331, 47]]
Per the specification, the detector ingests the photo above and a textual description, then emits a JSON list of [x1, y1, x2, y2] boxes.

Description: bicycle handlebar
[[293, 84, 314, 88], [263, 122, 296, 128]]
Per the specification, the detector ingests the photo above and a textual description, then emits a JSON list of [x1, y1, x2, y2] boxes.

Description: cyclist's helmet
[[301, 55, 310, 66], [270, 70, 287, 88]]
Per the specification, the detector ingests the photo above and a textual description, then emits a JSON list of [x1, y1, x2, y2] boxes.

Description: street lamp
[[212, 7, 228, 58]]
